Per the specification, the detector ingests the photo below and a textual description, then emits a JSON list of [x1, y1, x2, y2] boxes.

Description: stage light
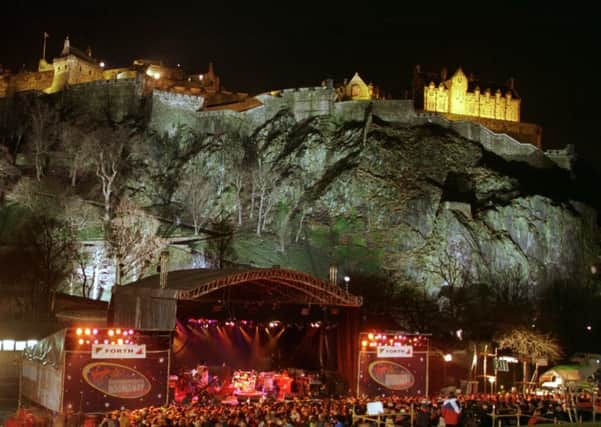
[[93, 340, 98, 344], [78, 339, 84, 345], [361, 340, 368, 347], [84, 328, 91, 335], [117, 338, 123, 345], [368, 333, 374, 340], [104, 339, 109, 344], [76, 328, 83, 336], [108, 330, 114, 336], [92, 329, 98, 335], [85, 340, 90, 344], [116, 329, 122, 335], [129, 329, 134, 335]]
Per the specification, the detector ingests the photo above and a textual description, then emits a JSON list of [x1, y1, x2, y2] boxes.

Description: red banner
[[63, 350, 169, 412]]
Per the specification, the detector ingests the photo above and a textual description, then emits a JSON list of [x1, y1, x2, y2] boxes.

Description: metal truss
[[177, 268, 362, 307]]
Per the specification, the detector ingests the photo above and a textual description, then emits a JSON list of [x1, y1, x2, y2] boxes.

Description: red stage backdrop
[[63, 350, 170, 412], [357, 332, 429, 396]]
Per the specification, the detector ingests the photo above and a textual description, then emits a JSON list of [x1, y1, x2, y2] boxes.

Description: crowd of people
[[89, 390, 597, 427]]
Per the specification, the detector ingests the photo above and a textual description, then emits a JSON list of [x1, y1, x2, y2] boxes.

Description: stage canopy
[[111, 267, 362, 330]]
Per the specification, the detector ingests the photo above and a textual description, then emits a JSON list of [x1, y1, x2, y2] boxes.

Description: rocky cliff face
[[1, 88, 598, 296], [173, 107, 599, 292]]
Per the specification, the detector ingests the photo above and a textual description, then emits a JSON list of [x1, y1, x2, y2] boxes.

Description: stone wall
[[254, 87, 336, 122], [444, 112, 542, 147], [4, 71, 54, 94], [58, 78, 142, 122], [414, 112, 553, 168], [149, 90, 251, 136], [334, 100, 417, 122]]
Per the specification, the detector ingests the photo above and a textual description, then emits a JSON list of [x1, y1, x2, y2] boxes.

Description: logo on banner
[[92, 344, 146, 359], [82, 362, 151, 399], [368, 360, 415, 390], [377, 345, 413, 358]]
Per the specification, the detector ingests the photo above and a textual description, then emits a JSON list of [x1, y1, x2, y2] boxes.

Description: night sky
[[1, 3, 599, 165]]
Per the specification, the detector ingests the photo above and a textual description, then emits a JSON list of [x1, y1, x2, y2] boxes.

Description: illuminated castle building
[[0, 36, 246, 108], [412, 65, 542, 147]]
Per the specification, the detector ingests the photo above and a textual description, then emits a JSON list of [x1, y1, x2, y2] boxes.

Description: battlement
[[414, 112, 551, 168], [544, 145, 576, 170], [152, 89, 205, 111]]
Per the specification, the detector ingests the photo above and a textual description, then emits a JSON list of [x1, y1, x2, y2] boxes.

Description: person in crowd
[[441, 392, 462, 427]]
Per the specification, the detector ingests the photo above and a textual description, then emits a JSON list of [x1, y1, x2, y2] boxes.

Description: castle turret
[[61, 36, 70, 56]]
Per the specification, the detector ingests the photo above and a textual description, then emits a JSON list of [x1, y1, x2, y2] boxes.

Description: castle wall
[[443, 112, 541, 147], [6, 71, 54, 94], [280, 87, 336, 121], [149, 90, 250, 136], [334, 100, 416, 123], [58, 78, 142, 122]]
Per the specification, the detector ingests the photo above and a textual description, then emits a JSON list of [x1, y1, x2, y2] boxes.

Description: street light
[[343, 276, 350, 293], [443, 353, 452, 386]]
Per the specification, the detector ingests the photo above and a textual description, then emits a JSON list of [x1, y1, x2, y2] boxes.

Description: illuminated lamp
[[361, 340, 368, 347], [129, 329, 134, 335], [85, 340, 90, 344], [108, 330, 114, 336], [116, 329, 122, 335], [84, 328, 91, 335], [76, 328, 83, 336], [111, 341, 115, 345], [368, 333, 374, 340], [117, 338, 123, 345], [104, 339, 109, 344], [122, 331, 128, 336], [92, 329, 98, 335], [78, 339, 84, 345], [93, 340, 98, 344]]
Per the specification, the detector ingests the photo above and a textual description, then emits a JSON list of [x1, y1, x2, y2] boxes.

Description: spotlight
[[78, 338, 84, 345], [116, 329, 122, 335], [117, 339, 123, 345], [76, 328, 83, 336], [92, 329, 98, 335], [108, 330, 114, 336], [368, 333, 374, 340], [84, 328, 91, 336], [361, 340, 368, 347]]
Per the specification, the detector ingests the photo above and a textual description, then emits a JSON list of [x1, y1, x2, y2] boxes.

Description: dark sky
[[1, 3, 599, 162]]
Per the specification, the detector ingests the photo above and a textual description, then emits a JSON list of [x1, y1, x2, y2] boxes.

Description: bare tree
[[89, 127, 129, 226], [107, 199, 165, 285], [206, 216, 236, 270], [175, 161, 215, 235], [60, 122, 93, 187], [496, 328, 562, 392], [27, 98, 57, 181]]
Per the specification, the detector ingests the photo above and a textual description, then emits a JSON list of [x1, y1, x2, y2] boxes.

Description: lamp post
[[443, 353, 452, 386], [343, 276, 350, 293]]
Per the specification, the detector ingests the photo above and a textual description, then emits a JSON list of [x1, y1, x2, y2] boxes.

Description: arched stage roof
[[118, 267, 362, 308]]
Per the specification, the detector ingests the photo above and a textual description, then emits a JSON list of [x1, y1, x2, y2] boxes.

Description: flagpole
[[42, 32, 48, 61]]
